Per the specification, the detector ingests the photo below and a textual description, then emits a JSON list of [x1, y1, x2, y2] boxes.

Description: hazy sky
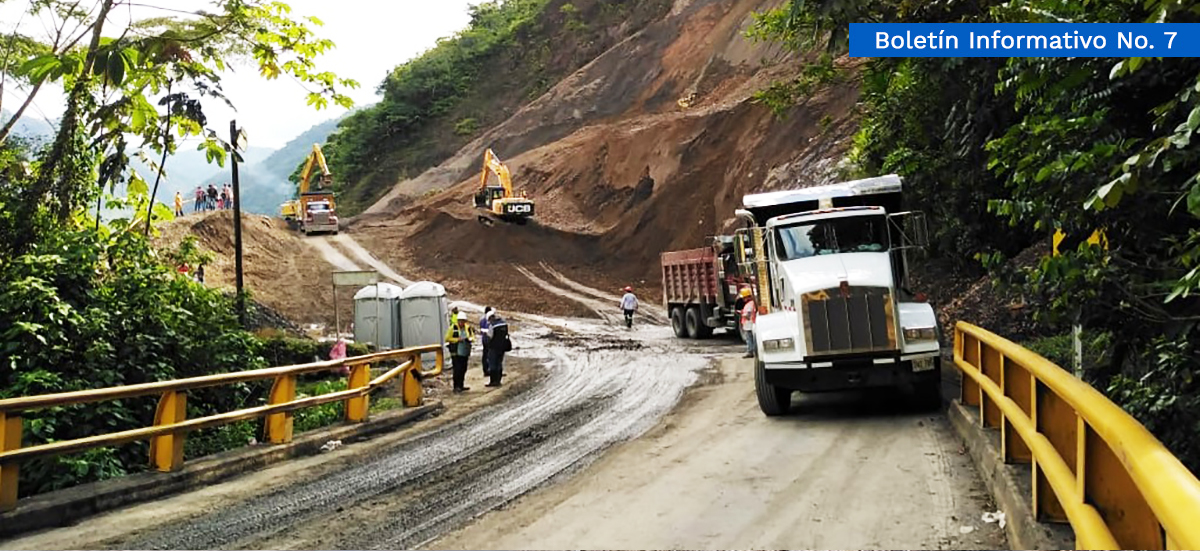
[[0, 1, 478, 148]]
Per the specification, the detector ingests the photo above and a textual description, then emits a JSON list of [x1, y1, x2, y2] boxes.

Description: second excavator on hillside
[[474, 148, 535, 226], [281, 144, 339, 236]]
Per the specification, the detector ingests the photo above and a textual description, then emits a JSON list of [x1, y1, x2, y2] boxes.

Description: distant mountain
[[0, 106, 346, 221], [261, 116, 345, 179], [1, 109, 55, 141], [125, 145, 273, 210]]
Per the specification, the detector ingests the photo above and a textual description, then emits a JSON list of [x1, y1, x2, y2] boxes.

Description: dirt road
[[431, 356, 1007, 550]]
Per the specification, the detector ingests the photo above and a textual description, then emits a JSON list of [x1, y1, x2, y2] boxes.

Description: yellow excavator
[[280, 144, 339, 235], [473, 148, 535, 226]]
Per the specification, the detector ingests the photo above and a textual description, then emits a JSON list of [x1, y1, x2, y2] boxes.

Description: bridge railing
[[955, 322, 1200, 550], [0, 344, 444, 513]]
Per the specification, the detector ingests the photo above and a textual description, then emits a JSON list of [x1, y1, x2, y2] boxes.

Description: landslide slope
[[156, 211, 349, 329], [351, 0, 860, 312]]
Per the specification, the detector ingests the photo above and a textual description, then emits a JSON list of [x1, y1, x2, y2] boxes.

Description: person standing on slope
[[174, 191, 184, 217], [484, 310, 511, 388], [620, 286, 638, 329], [194, 186, 204, 213]]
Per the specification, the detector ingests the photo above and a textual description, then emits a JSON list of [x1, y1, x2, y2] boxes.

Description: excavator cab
[[475, 187, 506, 209]]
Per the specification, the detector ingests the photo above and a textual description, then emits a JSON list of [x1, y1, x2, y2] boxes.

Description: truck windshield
[[774, 215, 889, 261]]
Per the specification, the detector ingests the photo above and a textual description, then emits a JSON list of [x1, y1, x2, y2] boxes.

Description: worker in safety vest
[[444, 316, 475, 393], [740, 287, 757, 358]]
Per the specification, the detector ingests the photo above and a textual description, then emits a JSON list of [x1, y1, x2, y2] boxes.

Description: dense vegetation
[[753, 0, 1200, 471], [312, 0, 672, 215], [0, 0, 356, 496]]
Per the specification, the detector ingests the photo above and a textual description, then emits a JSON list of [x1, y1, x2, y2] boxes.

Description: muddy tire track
[[329, 234, 416, 287], [307, 237, 363, 272]]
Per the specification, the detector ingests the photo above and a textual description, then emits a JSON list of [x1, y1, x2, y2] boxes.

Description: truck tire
[[755, 359, 791, 416], [685, 307, 709, 340], [670, 308, 688, 339], [914, 358, 944, 411]]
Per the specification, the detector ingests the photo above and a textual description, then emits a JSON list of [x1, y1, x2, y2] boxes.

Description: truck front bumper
[[763, 352, 940, 393]]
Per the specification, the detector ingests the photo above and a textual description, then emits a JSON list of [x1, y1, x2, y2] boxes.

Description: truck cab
[[737, 175, 942, 416], [300, 192, 339, 236]]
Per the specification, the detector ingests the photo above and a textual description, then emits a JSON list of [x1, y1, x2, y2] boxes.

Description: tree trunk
[[144, 82, 173, 235], [0, 78, 45, 145]]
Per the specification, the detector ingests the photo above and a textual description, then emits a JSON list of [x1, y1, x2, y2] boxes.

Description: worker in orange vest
[[740, 287, 757, 359]]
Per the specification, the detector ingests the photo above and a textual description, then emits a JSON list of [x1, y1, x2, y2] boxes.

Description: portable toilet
[[353, 282, 404, 350], [399, 281, 449, 365]]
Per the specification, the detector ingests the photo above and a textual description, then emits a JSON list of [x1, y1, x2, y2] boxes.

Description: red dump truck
[[661, 235, 755, 340]]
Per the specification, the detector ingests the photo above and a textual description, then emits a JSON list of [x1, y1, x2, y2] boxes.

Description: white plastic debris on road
[[982, 510, 1007, 529], [320, 440, 343, 453]]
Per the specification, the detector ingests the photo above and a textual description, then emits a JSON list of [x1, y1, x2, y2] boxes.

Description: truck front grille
[[803, 286, 896, 355]]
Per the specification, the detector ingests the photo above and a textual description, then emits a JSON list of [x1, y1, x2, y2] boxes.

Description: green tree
[[0, 0, 356, 496]]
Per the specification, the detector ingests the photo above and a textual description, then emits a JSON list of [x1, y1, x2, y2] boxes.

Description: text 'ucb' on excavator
[[474, 148, 535, 226]]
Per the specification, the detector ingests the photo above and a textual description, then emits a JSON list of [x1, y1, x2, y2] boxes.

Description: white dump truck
[[735, 175, 943, 416]]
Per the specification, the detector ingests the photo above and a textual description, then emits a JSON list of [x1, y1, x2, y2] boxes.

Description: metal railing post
[[150, 391, 187, 472], [346, 363, 371, 422], [402, 353, 423, 407], [0, 412, 21, 512], [266, 374, 297, 444]]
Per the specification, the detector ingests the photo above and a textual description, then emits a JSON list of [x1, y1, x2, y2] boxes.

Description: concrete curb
[[947, 399, 1073, 550], [0, 402, 443, 539]]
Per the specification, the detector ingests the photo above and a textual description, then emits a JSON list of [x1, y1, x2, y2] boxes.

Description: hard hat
[[624, 286, 633, 292], [740, 288, 753, 298]]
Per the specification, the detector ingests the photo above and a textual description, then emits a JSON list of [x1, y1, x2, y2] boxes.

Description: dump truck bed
[[661, 247, 720, 307]]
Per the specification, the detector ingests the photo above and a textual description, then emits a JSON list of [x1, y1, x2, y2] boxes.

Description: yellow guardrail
[[954, 322, 1200, 550], [0, 344, 444, 513]]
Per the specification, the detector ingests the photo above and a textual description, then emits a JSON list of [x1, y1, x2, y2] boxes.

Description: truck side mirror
[[888, 211, 930, 251]]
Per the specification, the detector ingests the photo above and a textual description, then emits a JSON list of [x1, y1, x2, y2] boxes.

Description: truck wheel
[[914, 358, 944, 411], [670, 308, 688, 339], [685, 307, 708, 340], [755, 359, 791, 416]]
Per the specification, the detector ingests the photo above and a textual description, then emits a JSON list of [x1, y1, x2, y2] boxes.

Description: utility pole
[[230, 120, 247, 328]]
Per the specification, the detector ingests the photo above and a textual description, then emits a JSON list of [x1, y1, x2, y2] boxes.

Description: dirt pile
[[351, 0, 860, 315], [156, 211, 350, 328]]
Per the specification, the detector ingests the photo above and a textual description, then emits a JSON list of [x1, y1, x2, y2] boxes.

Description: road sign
[[333, 270, 379, 287]]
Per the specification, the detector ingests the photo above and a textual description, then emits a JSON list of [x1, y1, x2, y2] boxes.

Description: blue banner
[[849, 23, 1200, 57]]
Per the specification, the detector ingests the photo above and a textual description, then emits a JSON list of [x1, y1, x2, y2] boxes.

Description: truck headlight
[[903, 327, 937, 342], [763, 338, 794, 351]]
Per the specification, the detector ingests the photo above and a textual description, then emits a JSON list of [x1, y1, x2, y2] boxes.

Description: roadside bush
[[257, 336, 370, 367], [0, 230, 266, 496]]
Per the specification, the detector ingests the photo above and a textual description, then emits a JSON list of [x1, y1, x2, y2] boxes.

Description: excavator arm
[[480, 148, 514, 198], [298, 144, 333, 194]]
